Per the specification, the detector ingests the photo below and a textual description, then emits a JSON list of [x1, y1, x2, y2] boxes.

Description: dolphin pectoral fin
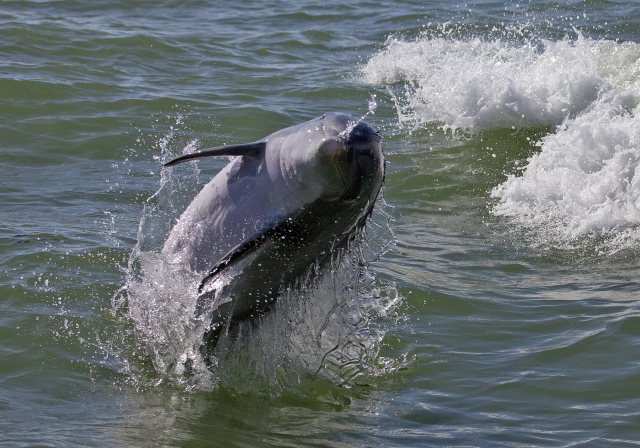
[[195, 218, 292, 355], [197, 217, 296, 294], [196, 292, 235, 362], [164, 141, 266, 167], [197, 229, 271, 294]]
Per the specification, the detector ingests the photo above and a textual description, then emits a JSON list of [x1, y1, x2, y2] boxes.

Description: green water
[[2, 1, 640, 446]]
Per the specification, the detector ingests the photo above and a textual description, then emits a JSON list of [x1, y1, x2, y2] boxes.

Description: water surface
[[2, 1, 640, 446]]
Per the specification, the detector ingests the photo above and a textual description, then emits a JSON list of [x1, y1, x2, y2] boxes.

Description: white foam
[[363, 33, 640, 245], [364, 34, 619, 132], [491, 88, 640, 241]]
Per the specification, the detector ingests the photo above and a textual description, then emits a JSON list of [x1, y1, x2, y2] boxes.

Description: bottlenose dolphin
[[161, 112, 384, 355]]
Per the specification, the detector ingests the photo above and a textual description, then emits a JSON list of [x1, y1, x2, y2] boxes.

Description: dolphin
[[161, 112, 384, 356]]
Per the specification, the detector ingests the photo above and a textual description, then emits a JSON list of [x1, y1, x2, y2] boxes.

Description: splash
[[338, 95, 381, 141], [362, 30, 640, 248], [207, 242, 401, 394]]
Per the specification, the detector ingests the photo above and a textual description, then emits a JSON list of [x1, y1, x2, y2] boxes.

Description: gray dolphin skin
[[161, 112, 384, 357]]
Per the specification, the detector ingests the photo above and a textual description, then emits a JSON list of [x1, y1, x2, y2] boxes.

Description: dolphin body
[[161, 113, 384, 356]]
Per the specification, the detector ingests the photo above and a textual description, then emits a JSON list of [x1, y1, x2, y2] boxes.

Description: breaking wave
[[363, 29, 640, 249]]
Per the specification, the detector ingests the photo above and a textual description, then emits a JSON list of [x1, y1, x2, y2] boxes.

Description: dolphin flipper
[[197, 217, 296, 294], [164, 141, 266, 167], [195, 217, 297, 356]]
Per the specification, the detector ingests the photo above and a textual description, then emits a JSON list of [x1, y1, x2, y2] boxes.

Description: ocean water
[[2, 0, 640, 446]]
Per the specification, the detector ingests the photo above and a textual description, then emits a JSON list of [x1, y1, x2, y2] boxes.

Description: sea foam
[[363, 33, 640, 245]]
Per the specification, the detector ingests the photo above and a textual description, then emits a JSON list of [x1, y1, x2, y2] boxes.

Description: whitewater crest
[[362, 33, 617, 133], [491, 89, 640, 244], [363, 31, 640, 246]]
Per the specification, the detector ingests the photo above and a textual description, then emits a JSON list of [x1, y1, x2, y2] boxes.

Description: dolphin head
[[163, 112, 384, 206], [279, 113, 384, 203], [339, 116, 384, 201]]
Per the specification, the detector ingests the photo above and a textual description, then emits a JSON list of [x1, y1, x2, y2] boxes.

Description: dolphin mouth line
[[321, 122, 350, 195], [333, 149, 348, 193]]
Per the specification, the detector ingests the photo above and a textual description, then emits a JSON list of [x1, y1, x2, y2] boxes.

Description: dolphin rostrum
[[161, 113, 384, 356]]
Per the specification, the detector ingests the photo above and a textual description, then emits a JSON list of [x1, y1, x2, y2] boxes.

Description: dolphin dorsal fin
[[164, 141, 266, 167]]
